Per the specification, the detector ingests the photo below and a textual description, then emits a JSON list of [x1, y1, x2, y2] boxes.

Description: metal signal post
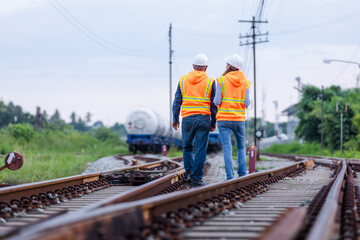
[[336, 101, 347, 152], [169, 23, 173, 133], [239, 16, 269, 158]]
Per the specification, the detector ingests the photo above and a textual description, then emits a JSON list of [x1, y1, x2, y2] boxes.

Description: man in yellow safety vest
[[214, 54, 251, 180]]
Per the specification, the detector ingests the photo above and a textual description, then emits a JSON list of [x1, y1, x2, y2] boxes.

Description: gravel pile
[[83, 156, 127, 174]]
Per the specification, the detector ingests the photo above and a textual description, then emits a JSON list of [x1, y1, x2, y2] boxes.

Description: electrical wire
[[272, 10, 360, 36], [329, 45, 360, 87], [268, 0, 285, 32], [175, 27, 236, 40], [48, 0, 166, 56]]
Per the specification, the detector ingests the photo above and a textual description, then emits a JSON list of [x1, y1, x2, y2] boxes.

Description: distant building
[[281, 104, 298, 140]]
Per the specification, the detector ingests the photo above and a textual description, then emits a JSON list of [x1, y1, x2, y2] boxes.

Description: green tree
[[111, 122, 127, 137], [295, 85, 359, 151], [74, 117, 88, 132], [92, 127, 119, 143], [50, 109, 62, 122], [295, 85, 322, 142], [70, 112, 76, 124], [85, 112, 92, 123]]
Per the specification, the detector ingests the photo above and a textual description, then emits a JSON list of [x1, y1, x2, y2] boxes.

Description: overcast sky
[[0, 0, 359, 126]]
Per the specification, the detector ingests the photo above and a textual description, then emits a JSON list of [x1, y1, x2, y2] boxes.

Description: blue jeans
[[218, 121, 246, 179], [182, 114, 210, 181]]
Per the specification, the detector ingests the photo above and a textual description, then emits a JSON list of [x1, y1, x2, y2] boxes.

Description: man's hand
[[173, 122, 180, 130], [210, 125, 216, 132]]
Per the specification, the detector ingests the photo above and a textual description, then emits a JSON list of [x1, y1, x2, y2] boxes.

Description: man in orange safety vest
[[214, 54, 251, 180], [172, 53, 218, 187]]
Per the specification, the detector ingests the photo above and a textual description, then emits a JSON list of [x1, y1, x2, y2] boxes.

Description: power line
[[48, 0, 166, 56], [329, 45, 360, 87], [175, 27, 236, 39], [272, 10, 360, 36], [54, 0, 164, 53], [268, 0, 285, 32]]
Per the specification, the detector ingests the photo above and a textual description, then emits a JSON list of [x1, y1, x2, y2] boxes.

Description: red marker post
[[162, 145, 168, 157], [248, 145, 256, 174], [0, 152, 24, 172]]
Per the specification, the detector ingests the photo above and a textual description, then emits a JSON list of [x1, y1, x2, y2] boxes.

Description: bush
[[7, 123, 34, 142], [92, 127, 119, 143], [0, 142, 12, 154]]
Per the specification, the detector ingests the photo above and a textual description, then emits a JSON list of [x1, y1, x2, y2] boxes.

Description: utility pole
[[261, 87, 266, 129], [321, 86, 324, 153], [294, 77, 302, 102], [273, 101, 279, 136], [169, 23, 173, 133], [239, 16, 269, 156], [336, 101, 347, 152]]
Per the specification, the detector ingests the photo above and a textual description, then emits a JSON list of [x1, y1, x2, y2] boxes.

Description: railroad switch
[[106, 171, 160, 186]]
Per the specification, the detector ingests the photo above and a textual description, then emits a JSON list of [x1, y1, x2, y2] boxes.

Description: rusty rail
[[0, 160, 181, 203], [6, 153, 357, 240], [0, 158, 183, 239], [81, 168, 185, 209], [306, 160, 346, 240], [262, 152, 360, 164]]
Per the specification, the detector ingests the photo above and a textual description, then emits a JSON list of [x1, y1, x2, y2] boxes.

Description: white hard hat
[[225, 54, 243, 70], [193, 53, 208, 66]]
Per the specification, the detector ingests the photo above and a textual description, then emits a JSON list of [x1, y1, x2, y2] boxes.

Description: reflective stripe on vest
[[218, 108, 245, 113], [180, 73, 213, 118]]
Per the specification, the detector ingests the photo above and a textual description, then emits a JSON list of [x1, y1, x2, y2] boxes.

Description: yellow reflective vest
[[216, 71, 251, 121]]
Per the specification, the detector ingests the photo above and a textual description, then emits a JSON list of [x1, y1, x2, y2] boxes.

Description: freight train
[[125, 108, 222, 154]]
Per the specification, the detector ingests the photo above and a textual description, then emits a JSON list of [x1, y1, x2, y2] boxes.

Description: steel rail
[[80, 168, 185, 209], [261, 152, 360, 162], [9, 161, 308, 240], [0, 159, 184, 239], [0, 159, 181, 202], [306, 160, 347, 240]]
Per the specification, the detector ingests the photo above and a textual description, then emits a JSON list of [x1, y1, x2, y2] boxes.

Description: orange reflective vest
[[179, 70, 214, 118], [216, 71, 251, 121]]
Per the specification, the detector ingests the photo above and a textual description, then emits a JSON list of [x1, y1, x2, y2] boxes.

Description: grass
[[262, 141, 360, 159], [0, 129, 129, 184], [167, 147, 183, 158]]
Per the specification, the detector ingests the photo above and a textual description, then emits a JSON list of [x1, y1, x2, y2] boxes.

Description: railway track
[[2, 153, 360, 240], [182, 163, 332, 239], [0, 155, 186, 239], [0, 153, 217, 239]]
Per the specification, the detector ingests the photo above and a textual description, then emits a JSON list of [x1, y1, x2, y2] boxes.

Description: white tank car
[[125, 108, 169, 153], [208, 124, 222, 153], [125, 108, 166, 136]]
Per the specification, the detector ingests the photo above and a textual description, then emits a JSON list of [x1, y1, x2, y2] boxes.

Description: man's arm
[[210, 81, 218, 131], [172, 84, 182, 130], [214, 80, 222, 106], [244, 88, 250, 109]]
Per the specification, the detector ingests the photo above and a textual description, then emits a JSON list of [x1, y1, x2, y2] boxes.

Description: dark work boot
[[184, 172, 193, 183], [189, 179, 207, 188]]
